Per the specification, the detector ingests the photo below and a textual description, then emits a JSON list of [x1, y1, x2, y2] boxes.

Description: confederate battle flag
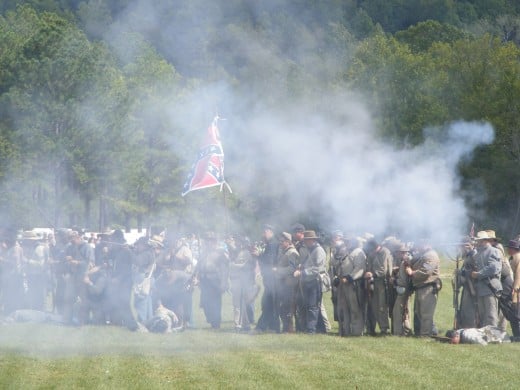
[[182, 116, 232, 196]]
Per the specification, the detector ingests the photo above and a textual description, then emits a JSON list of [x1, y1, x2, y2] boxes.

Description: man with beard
[[254, 224, 280, 333], [293, 230, 326, 334], [274, 232, 299, 333], [196, 231, 229, 329]]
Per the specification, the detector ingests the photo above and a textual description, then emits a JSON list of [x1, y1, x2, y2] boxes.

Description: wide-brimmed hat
[[485, 230, 501, 241], [303, 230, 319, 240], [474, 231, 493, 241], [506, 239, 520, 250]]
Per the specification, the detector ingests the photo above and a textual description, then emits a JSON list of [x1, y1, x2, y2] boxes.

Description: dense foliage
[[0, 1, 519, 237]]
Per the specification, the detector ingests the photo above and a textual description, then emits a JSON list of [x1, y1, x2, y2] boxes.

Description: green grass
[[1, 262, 519, 389]]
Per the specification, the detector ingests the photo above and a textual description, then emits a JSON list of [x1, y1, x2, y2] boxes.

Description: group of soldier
[[0, 227, 197, 332], [1, 223, 519, 339], [329, 227, 520, 340], [454, 230, 520, 340], [228, 224, 520, 339]]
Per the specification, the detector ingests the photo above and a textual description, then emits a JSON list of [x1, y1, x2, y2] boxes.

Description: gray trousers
[[392, 292, 411, 336], [414, 284, 437, 336], [477, 294, 499, 327], [370, 278, 389, 333], [459, 286, 478, 328], [338, 282, 364, 336]]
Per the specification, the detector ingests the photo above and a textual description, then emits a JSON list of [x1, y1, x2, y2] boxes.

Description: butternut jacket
[[340, 247, 366, 281], [411, 249, 440, 288], [276, 244, 299, 286], [367, 246, 393, 279]]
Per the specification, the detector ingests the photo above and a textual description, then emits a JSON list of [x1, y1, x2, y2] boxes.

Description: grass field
[[1, 261, 519, 389]]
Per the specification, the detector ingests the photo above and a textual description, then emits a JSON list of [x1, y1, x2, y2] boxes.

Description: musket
[[452, 254, 461, 329], [328, 246, 339, 322], [386, 272, 396, 333], [295, 263, 304, 332]]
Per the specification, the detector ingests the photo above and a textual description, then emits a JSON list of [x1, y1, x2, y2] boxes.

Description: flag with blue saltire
[[182, 116, 231, 196]]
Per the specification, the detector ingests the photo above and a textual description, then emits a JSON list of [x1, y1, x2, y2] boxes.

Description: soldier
[[83, 263, 109, 324], [131, 236, 156, 324], [21, 231, 49, 311], [63, 230, 95, 325], [329, 230, 347, 331], [338, 236, 366, 336], [382, 236, 402, 332], [486, 230, 514, 332], [291, 223, 307, 332], [195, 231, 229, 329], [0, 231, 25, 315], [228, 235, 257, 332], [505, 239, 520, 340], [145, 302, 181, 333], [254, 224, 280, 333], [155, 236, 193, 327], [392, 243, 413, 336], [469, 231, 502, 327], [293, 230, 326, 334], [49, 228, 72, 315], [274, 232, 299, 333], [457, 237, 479, 328], [106, 229, 138, 329], [405, 239, 440, 337], [364, 238, 393, 335]]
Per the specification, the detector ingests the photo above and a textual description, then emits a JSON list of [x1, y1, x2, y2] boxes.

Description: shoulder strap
[[145, 262, 156, 279]]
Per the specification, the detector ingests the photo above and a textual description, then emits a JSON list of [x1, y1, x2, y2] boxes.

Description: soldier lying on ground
[[445, 325, 510, 345], [138, 303, 183, 333]]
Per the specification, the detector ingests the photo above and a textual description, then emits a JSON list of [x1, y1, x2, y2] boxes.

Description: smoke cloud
[[99, 1, 495, 244], [227, 103, 494, 243]]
